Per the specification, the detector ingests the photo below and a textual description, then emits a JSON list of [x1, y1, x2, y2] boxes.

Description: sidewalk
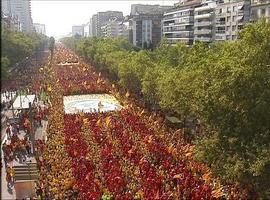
[[1, 109, 14, 142], [1, 119, 47, 199]]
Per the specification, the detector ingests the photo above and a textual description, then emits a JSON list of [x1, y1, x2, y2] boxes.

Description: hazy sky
[[31, 0, 178, 38]]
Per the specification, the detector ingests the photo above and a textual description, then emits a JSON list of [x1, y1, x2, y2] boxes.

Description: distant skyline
[[31, 0, 178, 38]]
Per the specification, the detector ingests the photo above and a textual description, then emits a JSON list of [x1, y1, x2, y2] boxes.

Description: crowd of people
[[1, 90, 49, 193], [2, 122, 32, 188], [1, 43, 252, 199], [36, 44, 238, 199], [1, 45, 50, 198]]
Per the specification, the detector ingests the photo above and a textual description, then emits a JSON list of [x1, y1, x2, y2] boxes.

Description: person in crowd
[[6, 125, 11, 139], [20, 138, 27, 162], [11, 133, 19, 145], [6, 166, 12, 188], [2, 141, 7, 155], [2, 141, 9, 166], [16, 124, 20, 134], [35, 182, 43, 198], [26, 140, 31, 155], [10, 166, 15, 183], [37, 113, 42, 127]]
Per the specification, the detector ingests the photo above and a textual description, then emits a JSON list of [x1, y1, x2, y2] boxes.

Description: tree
[[1, 27, 48, 83], [194, 19, 270, 197], [59, 20, 270, 197], [49, 36, 55, 59], [1, 57, 10, 83]]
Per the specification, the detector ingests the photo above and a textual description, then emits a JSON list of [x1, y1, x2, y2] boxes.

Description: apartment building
[[1, 12, 22, 31], [83, 23, 90, 37], [215, 0, 251, 41], [118, 21, 131, 40], [91, 14, 98, 36], [72, 25, 84, 37], [162, 0, 201, 45], [34, 23, 46, 35], [130, 4, 172, 48], [130, 13, 163, 48], [131, 4, 172, 15], [91, 11, 123, 37], [251, 0, 270, 22], [101, 20, 120, 38], [2, 0, 33, 32], [194, 1, 216, 42], [89, 18, 93, 37]]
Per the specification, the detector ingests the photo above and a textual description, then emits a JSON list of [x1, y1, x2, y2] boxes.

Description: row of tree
[[61, 19, 270, 197], [1, 27, 48, 82]]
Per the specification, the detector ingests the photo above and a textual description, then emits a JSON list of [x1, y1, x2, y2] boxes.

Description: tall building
[[130, 4, 173, 48], [83, 23, 90, 37], [89, 18, 93, 37], [251, 0, 270, 22], [91, 11, 124, 37], [119, 21, 131, 40], [72, 25, 84, 37], [194, 0, 216, 42], [215, 0, 251, 41], [2, 0, 33, 32], [131, 14, 163, 48], [1, 12, 22, 31], [162, 0, 201, 45], [101, 19, 131, 39], [131, 4, 173, 15], [92, 14, 98, 36], [33, 23, 46, 35], [101, 19, 121, 38]]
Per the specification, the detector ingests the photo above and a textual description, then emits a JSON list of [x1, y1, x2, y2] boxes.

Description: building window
[[233, 6, 236, 12], [227, 16, 230, 22], [226, 35, 230, 40], [232, 16, 236, 22], [226, 26, 230, 31], [232, 35, 237, 40], [232, 25, 236, 31], [261, 8, 266, 16], [227, 7, 231, 13]]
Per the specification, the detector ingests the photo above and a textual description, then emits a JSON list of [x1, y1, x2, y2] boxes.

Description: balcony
[[163, 15, 175, 20], [163, 17, 194, 24], [194, 21, 212, 27], [215, 35, 226, 40], [163, 23, 175, 27], [164, 32, 194, 38], [195, 13, 212, 19], [165, 37, 191, 40], [251, 0, 270, 6], [215, 12, 227, 17], [194, 36, 212, 42], [194, 29, 212, 35], [216, 30, 225, 34], [216, 21, 226, 26], [195, 5, 213, 12], [163, 30, 193, 34]]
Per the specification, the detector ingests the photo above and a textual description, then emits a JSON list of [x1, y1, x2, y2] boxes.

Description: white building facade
[[194, 1, 216, 42], [162, 1, 200, 46], [215, 0, 251, 41], [72, 25, 84, 37], [34, 23, 46, 35], [251, 0, 270, 22]]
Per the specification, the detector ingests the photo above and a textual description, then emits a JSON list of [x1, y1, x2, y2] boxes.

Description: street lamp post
[[11, 93, 15, 119], [28, 102, 35, 156], [20, 91, 22, 108]]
